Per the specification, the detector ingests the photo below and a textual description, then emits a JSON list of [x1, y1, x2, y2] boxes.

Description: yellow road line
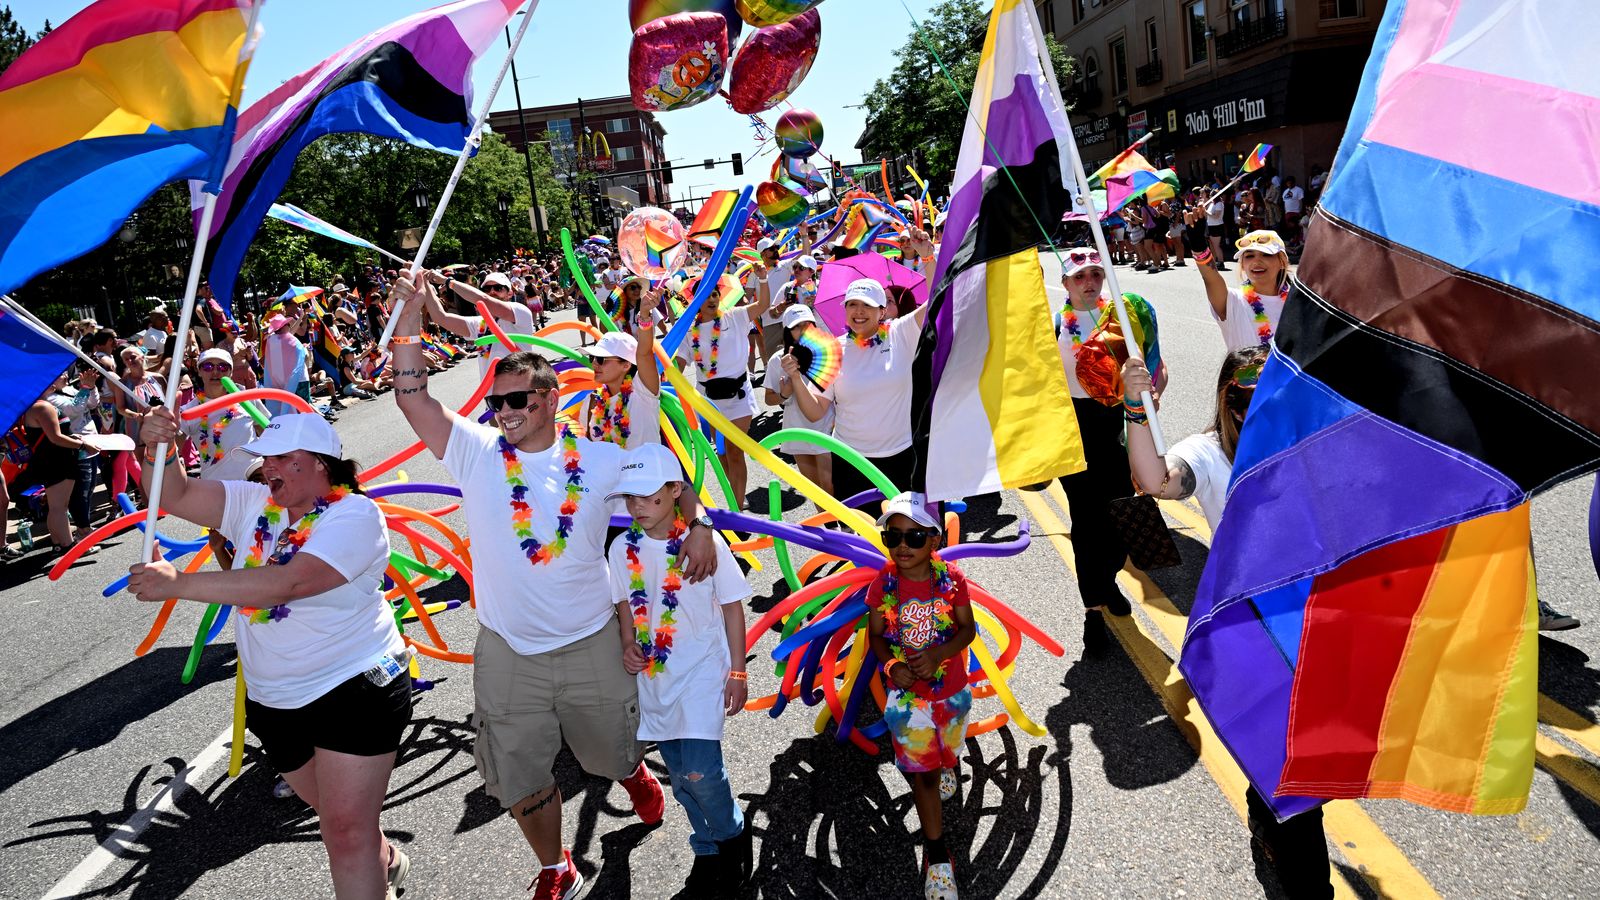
[[1534, 733, 1600, 809], [1021, 490, 1440, 900]]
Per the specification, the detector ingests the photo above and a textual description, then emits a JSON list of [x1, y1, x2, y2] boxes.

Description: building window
[[1186, 1, 1209, 66], [1146, 18, 1159, 62], [1038, 1, 1055, 34], [1072, 0, 1086, 25], [1320, 0, 1362, 18], [606, 116, 632, 134], [613, 146, 637, 162], [1109, 37, 1127, 95], [1083, 52, 1100, 95]]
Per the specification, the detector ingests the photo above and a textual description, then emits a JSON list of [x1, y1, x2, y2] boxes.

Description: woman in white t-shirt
[[128, 411, 412, 900], [762, 304, 834, 500], [420, 269, 536, 379], [579, 284, 663, 450], [676, 266, 772, 511], [1118, 344, 1334, 898], [1193, 228, 1290, 354], [786, 278, 930, 505]]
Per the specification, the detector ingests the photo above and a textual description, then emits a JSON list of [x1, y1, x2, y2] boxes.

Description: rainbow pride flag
[[0, 0, 257, 295], [688, 189, 741, 247], [643, 220, 682, 270], [1182, 0, 1598, 819], [839, 202, 894, 251], [1240, 142, 1273, 173], [910, 0, 1085, 500]]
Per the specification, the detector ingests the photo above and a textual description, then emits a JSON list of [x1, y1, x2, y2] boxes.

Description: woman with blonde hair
[[1191, 228, 1290, 352]]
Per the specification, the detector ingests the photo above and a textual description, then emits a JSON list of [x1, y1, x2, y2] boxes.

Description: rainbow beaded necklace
[[691, 317, 721, 375], [1061, 298, 1108, 353], [499, 433, 583, 567], [1240, 282, 1286, 347], [626, 516, 687, 677], [196, 406, 240, 466], [851, 322, 889, 349], [589, 373, 633, 447], [879, 555, 957, 702], [240, 486, 350, 624]]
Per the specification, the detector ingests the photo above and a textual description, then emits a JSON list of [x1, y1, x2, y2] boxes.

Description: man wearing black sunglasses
[[387, 272, 722, 895]]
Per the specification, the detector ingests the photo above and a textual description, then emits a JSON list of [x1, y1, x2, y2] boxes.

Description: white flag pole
[[377, 1, 540, 348], [1028, 2, 1167, 454], [1, 295, 151, 410]]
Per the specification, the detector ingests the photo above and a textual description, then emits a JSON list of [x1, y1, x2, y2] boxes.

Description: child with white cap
[[866, 491, 976, 900], [761, 304, 834, 499], [605, 444, 753, 898]]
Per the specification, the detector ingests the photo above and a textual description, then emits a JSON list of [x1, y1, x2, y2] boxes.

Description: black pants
[[831, 445, 916, 510], [1245, 786, 1333, 899], [1058, 397, 1133, 608]]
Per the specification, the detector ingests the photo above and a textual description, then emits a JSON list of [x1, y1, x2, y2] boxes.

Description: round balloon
[[630, 0, 742, 43], [775, 107, 823, 157], [736, 0, 823, 27], [726, 9, 821, 114], [757, 181, 809, 229], [618, 207, 688, 279], [629, 12, 730, 113]]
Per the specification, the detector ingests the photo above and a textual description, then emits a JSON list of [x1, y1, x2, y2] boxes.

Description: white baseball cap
[[756, 238, 777, 252], [241, 413, 343, 458], [1235, 229, 1287, 257], [792, 255, 818, 271], [1062, 247, 1106, 278], [876, 491, 941, 531], [481, 271, 512, 289], [606, 444, 685, 501], [781, 304, 817, 329], [198, 347, 234, 367], [843, 278, 887, 308], [584, 331, 639, 365]]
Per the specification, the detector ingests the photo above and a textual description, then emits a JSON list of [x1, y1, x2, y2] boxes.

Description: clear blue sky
[[11, 0, 943, 205]]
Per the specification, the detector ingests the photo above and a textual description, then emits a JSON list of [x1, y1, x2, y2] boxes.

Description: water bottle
[[15, 520, 32, 552]]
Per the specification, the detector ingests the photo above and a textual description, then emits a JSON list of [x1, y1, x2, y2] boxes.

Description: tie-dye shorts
[[883, 686, 973, 773]]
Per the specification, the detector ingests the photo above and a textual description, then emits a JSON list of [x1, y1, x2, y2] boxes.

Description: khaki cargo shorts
[[472, 621, 644, 807]]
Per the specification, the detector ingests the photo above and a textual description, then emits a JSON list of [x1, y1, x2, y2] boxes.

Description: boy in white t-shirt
[[607, 445, 753, 898]]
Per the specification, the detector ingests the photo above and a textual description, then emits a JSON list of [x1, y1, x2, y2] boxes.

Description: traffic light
[[832, 160, 843, 180], [731, 152, 743, 176]]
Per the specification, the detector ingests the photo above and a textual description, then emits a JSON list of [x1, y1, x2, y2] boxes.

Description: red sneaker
[[619, 762, 665, 825], [528, 849, 584, 900]]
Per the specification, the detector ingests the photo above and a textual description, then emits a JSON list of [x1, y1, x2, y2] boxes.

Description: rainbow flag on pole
[[909, 0, 1085, 501], [1182, 0, 1599, 819], [1240, 142, 1273, 173], [688, 189, 740, 247], [0, 0, 258, 295]]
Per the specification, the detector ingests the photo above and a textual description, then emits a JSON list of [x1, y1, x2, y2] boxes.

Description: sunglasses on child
[[485, 388, 552, 411], [880, 527, 937, 549], [1067, 249, 1103, 266]]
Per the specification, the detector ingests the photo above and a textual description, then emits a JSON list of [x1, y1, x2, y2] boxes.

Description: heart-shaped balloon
[[630, 0, 743, 43], [629, 12, 730, 112], [735, 0, 823, 28], [725, 9, 821, 114], [757, 181, 809, 228]]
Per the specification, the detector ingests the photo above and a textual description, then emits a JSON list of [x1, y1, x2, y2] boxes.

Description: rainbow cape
[[909, 0, 1086, 501], [793, 327, 841, 390], [1183, 0, 1599, 819], [0, 0, 257, 295]]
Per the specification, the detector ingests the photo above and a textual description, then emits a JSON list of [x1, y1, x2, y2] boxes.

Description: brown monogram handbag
[[1107, 493, 1182, 570]]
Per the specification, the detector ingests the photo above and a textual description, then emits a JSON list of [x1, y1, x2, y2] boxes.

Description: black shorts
[[246, 670, 413, 774], [1207, 224, 1227, 238]]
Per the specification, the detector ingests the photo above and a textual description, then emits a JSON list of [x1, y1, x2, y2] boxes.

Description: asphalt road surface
[[1, 258, 1595, 899]]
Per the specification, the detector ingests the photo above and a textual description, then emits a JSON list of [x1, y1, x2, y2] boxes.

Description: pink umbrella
[[815, 253, 927, 335]]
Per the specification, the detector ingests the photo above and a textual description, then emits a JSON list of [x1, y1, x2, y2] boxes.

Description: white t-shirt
[[761, 350, 833, 455], [1168, 431, 1233, 532], [181, 395, 260, 481], [822, 313, 920, 458], [760, 269, 791, 326], [1055, 300, 1109, 400], [607, 530, 751, 741], [443, 419, 633, 655], [1205, 201, 1224, 227], [1282, 186, 1305, 214], [679, 306, 753, 381], [135, 326, 168, 353], [1212, 286, 1287, 352], [218, 482, 402, 709], [601, 267, 626, 289], [579, 378, 662, 449], [468, 301, 537, 377]]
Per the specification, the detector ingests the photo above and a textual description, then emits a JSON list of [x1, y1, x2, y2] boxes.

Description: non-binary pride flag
[[198, 0, 526, 311], [909, 0, 1085, 501], [0, 0, 257, 296], [1182, 0, 1600, 820], [0, 306, 78, 433]]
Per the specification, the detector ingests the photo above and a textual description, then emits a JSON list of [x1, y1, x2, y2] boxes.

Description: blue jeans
[[656, 739, 743, 855]]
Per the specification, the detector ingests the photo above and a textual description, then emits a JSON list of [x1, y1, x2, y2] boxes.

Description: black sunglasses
[[485, 389, 550, 412], [881, 527, 937, 549]]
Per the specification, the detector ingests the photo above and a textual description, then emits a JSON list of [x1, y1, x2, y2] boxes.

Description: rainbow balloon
[[794, 326, 841, 390], [736, 0, 822, 27], [774, 107, 824, 158], [631, 0, 743, 40], [757, 180, 809, 228]]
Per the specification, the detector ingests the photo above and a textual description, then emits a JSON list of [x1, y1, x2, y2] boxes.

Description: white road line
[[41, 725, 234, 900]]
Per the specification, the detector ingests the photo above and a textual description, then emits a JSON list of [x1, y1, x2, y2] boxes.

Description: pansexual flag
[[1240, 142, 1272, 173], [199, 0, 525, 310], [0, 0, 257, 295], [909, 0, 1085, 501], [688, 189, 740, 248], [1181, 0, 1598, 819]]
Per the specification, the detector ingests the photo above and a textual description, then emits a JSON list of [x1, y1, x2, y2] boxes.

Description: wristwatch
[[689, 514, 714, 532]]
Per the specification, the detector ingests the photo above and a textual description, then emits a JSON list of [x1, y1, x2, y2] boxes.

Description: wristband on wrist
[[391, 335, 421, 345], [726, 670, 748, 682], [1124, 409, 1150, 426], [143, 444, 177, 466], [882, 658, 903, 678], [1193, 248, 1214, 264]]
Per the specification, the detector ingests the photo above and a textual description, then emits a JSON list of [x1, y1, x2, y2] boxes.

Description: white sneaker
[[1539, 601, 1580, 632], [925, 861, 958, 900], [939, 768, 958, 801]]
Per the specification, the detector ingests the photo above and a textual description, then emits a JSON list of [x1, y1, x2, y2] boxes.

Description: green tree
[[0, 5, 51, 75], [859, 0, 1074, 185]]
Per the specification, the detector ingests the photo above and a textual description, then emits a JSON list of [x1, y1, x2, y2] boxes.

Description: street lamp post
[[496, 191, 513, 257], [505, 19, 545, 249]]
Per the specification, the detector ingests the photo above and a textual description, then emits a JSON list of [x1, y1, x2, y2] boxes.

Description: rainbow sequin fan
[[794, 328, 842, 390]]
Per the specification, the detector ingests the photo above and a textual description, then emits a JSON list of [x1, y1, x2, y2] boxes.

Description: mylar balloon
[[756, 181, 809, 229], [736, 0, 823, 27], [629, 12, 730, 112], [774, 107, 823, 157], [726, 9, 821, 114], [629, 0, 743, 43], [618, 207, 689, 279]]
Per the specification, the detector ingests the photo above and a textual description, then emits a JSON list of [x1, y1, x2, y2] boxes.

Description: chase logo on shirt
[[621, 462, 645, 471]]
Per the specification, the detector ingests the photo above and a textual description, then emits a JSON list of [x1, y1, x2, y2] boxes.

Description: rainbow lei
[[691, 317, 721, 376], [1061, 299, 1108, 352], [851, 323, 889, 349], [240, 486, 350, 624], [879, 555, 956, 704], [1241, 283, 1285, 346], [627, 517, 687, 677], [196, 406, 239, 466], [589, 373, 633, 446], [500, 433, 583, 567]]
